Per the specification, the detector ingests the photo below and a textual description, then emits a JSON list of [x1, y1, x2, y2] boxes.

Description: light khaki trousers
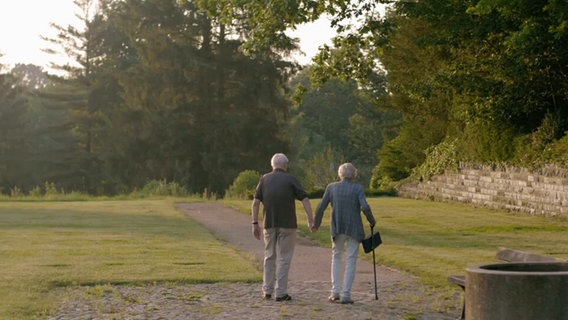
[[331, 234, 360, 299], [262, 228, 297, 297]]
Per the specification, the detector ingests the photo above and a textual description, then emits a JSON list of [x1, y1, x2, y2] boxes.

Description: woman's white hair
[[271, 153, 289, 168], [338, 163, 357, 180]]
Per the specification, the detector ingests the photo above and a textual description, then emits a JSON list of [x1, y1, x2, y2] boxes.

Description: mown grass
[[223, 197, 568, 289], [0, 199, 261, 319], [3, 197, 567, 319]]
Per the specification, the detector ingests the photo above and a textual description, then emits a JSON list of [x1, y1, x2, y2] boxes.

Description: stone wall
[[397, 164, 568, 217]]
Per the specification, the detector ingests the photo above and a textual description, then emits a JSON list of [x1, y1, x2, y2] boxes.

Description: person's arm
[[363, 207, 376, 229], [358, 186, 376, 228], [313, 187, 331, 230], [301, 198, 315, 232], [251, 198, 261, 240]]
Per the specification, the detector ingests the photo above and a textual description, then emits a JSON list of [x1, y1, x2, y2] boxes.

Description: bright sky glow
[[0, 0, 81, 72], [0, 0, 339, 73], [287, 16, 336, 65], [0, 1, 388, 73]]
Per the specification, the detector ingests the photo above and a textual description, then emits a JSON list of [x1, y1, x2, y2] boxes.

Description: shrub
[[10, 186, 24, 198], [28, 186, 42, 197], [543, 135, 568, 166], [412, 138, 459, 181], [44, 182, 60, 197], [458, 120, 516, 162], [303, 147, 344, 190], [306, 186, 325, 198], [225, 170, 261, 200], [371, 176, 398, 195], [513, 112, 566, 168], [138, 180, 189, 197]]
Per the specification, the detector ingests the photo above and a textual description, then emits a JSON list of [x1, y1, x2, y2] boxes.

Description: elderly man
[[313, 162, 376, 304], [251, 153, 315, 302]]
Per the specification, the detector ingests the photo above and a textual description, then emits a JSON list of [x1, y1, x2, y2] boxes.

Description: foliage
[[457, 119, 517, 162], [134, 180, 190, 197], [371, 111, 447, 187], [216, 0, 568, 180], [288, 68, 395, 188], [10, 64, 50, 89], [28, 186, 42, 198], [194, 0, 318, 58], [225, 170, 261, 199], [411, 138, 459, 182], [9, 186, 24, 198], [302, 147, 344, 189], [541, 137, 568, 167], [512, 111, 566, 168], [28, 0, 108, 194], [0, 0, 294, 196], [370, 138, 413, 190], [387, 0, 568, 169], [0, 67, 28, 193], [43, 182, 61, 197], [96, 0, 292, 195], [30, 80, 101, 193], [4, 0, 568, 195]]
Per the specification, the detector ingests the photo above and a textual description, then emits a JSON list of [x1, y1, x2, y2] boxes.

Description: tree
[[0, 65, 28, 192], [35, 0, 111, 193], [288, 67, 396, 188], [195, 0, 409, 187], [96, 0, 292, 195], [385, 0, 568, 166], [10, 64, 50, 89], [204, 0, 568, 184], [303, 147, 344, 191], [195, 0, 313, 58]]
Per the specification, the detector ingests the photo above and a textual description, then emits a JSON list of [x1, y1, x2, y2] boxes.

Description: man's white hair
[[338, 163, 357, 180], [271, 153, 289, 167]]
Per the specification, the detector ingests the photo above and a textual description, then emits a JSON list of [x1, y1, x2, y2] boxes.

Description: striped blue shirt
[[314, 180, 376, 242]]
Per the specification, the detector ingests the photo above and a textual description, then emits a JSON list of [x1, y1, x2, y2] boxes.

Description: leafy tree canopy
[[198, 0, 568, 186]]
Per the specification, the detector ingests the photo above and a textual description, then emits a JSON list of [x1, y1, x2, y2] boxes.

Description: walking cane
[[371, 225, 378, 300]]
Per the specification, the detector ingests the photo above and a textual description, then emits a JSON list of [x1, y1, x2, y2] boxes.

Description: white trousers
[[262, 228, 297, 297], [331, 234, 360, 299]]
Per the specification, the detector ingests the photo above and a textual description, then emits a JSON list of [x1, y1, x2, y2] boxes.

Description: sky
[[0, 0, 338, 73], [0, 1, 81, 72]]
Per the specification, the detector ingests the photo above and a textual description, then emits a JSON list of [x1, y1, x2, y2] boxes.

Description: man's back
[[256, 169, 307, 228]]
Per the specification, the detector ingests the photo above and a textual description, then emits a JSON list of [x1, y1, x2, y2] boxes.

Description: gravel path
[[46, 202, 460, 320]]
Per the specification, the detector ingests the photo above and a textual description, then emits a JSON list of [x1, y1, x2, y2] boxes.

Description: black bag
[[361, 229, 382, 253]]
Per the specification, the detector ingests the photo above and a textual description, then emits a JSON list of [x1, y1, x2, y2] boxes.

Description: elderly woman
[[313, 163, 376, 304]]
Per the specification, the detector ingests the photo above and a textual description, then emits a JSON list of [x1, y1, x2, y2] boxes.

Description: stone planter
[[465, 262, 568, 320]]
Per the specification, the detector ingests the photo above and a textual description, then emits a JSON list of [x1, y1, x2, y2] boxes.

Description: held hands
[[309, 222, 318, 233]]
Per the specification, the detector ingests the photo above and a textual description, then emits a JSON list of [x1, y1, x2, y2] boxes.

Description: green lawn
[[0, 199, 261, 319], [224, 197, 568, 288], [2, 197, 567, 319]]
